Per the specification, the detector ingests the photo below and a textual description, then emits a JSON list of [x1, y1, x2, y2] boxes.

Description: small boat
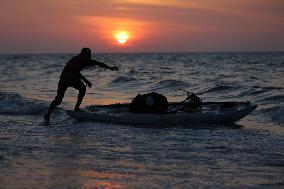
[[66, 101, 257, 126]]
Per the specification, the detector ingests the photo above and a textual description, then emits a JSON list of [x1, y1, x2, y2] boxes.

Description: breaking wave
[[0, 92, 47, 115]]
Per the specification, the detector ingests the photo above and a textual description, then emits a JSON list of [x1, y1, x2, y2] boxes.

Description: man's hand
[[110, 66, 118, 71], [86, 81, 92, 88]]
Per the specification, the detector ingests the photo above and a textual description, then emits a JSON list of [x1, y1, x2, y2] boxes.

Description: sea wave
[[272, 106, 284, 123], [110, 76, 137, 84], [200, 85, 235, 94], [150, 79, 189, 91], [259, 94, 284, 102], [249, 86, 284, 96], [0, 92, 47, 115]]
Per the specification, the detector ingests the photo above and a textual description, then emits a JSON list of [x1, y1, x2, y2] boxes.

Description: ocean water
[[0, 52, 284, 188]]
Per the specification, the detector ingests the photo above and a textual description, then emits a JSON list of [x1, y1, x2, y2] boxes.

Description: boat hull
[[66, 103, 257, 126]]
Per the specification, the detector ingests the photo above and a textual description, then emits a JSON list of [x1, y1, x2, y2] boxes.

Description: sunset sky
[[0, 0, 283, 53]]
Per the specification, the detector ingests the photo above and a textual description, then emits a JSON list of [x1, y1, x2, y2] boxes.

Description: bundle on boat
[[128, 92, 202, 114]]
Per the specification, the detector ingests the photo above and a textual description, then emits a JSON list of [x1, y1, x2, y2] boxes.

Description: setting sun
[[115, 32, 129, 44]]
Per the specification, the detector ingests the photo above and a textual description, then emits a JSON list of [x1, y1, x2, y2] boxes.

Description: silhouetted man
[[44, 47, 118, 124]]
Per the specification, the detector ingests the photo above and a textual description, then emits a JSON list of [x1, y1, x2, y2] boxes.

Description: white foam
[[0, 92, 46, 115]]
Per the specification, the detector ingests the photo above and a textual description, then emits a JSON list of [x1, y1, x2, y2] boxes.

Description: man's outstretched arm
[[92, 60, 118, 71]]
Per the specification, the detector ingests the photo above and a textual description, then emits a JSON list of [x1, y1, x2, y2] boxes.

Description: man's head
[[80, 47, 91, 58]]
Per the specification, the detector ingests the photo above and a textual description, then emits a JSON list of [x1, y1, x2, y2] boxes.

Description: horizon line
[[1, 50, 284, 55]]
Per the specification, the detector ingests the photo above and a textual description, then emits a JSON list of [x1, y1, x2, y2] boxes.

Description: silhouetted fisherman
[[44, 47, 118, 124]]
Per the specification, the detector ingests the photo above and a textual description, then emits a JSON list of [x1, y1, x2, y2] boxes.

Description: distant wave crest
[[0, 92, 47, 115]]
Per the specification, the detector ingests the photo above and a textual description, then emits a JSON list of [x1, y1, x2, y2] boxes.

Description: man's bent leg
[[73, 81, 86, 111], [74, 86, 86, 111]]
